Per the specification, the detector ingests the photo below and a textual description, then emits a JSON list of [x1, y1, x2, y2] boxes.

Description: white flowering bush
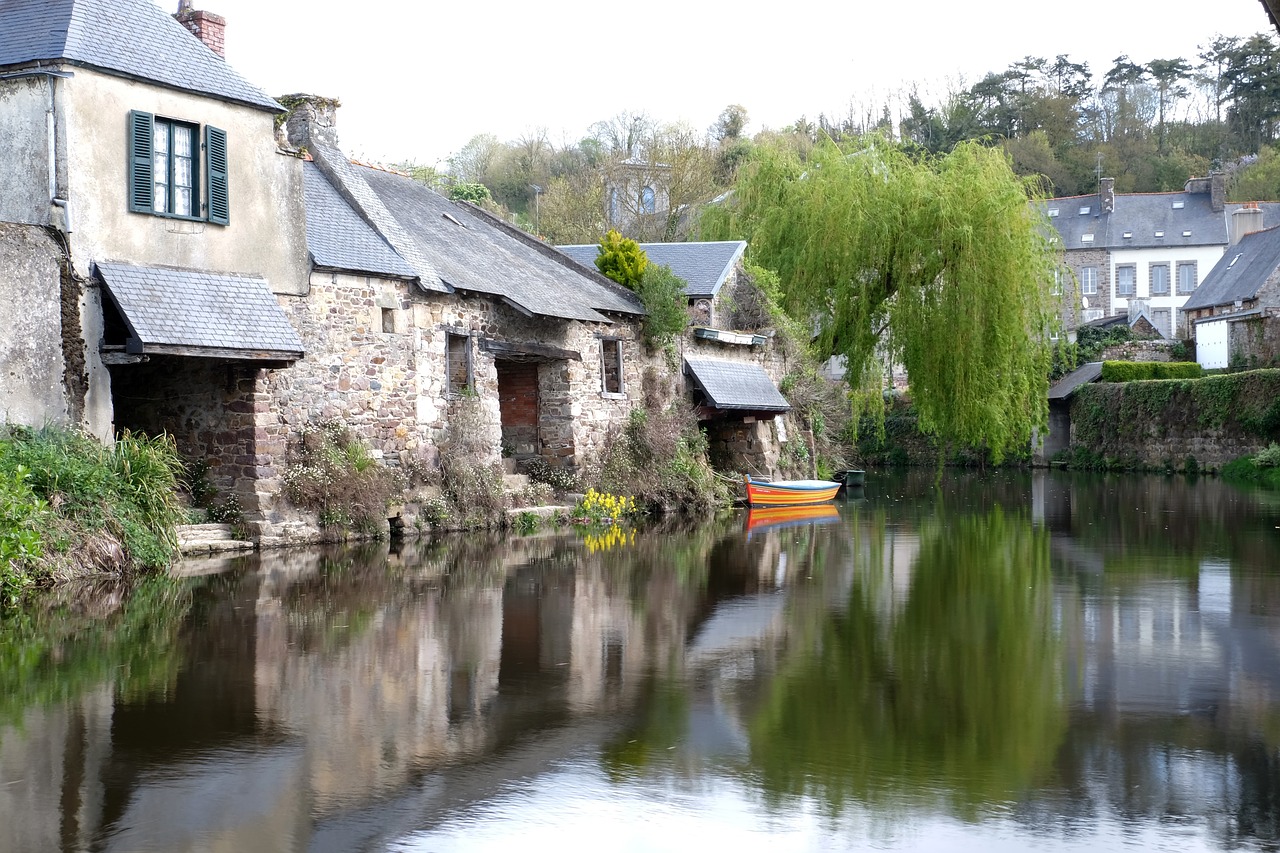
[[284, 422, 403, 532]]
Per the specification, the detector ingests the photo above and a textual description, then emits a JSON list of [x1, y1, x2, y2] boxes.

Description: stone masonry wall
[[1100, 340, 1179, 362], [1228, 311, 1280, 368]]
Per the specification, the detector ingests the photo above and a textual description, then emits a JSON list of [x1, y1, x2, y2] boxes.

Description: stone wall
[[1228, 312, 1280, 368], [1100, 340, 1179, 362]]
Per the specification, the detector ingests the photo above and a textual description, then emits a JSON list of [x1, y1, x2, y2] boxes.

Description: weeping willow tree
[[703, 136, 1060, 461]]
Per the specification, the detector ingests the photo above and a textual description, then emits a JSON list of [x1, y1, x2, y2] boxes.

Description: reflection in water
[[1, 471, 1279, 851]]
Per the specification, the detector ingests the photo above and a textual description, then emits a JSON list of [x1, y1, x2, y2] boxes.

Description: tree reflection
[[748, 507, 1065, 818]]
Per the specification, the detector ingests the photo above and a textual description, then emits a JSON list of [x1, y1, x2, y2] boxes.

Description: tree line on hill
[[397, 28, 1280, 244]]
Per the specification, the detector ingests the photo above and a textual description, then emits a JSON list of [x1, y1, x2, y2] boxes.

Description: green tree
[[703, 136, 1057, 462], [594, 229, 648, 287], [635, 264, 690, 353], [711, 104, 749, 142], [447, 182, 492, 204], [1148, 57, 1192, 150]]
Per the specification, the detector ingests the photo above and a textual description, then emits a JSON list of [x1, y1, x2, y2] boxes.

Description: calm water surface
[[3, 470, 1280, 852]]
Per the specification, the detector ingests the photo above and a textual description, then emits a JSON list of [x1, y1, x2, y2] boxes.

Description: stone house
[[557, 239, 797, 477], [1044, 175, 1280, 339], [1182, 210, 1280, 369], [0, 0, 805, 538], [0, 0, 653, 536]]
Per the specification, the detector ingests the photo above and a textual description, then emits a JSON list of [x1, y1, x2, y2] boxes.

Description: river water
[[2, 470, 1279, 852]]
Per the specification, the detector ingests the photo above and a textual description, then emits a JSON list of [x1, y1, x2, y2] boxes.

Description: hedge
[[1100, 360, 1203, 382]]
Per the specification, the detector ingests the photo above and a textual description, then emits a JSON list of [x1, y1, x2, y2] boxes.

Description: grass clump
[[284, 421, 404, 532], [1222, 443, 1280, 490], [0, 426, 186, 602]]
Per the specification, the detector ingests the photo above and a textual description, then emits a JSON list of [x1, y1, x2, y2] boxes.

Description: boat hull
[[744, 477, 842, 507]]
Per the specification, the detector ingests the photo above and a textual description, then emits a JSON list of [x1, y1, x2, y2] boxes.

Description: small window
[[1080, 267, 1098, 295], [446, 332, 473, 394], [1079, 206, 1091, 215], [640, 186, 656, 214], [1172, 201, 1184, 209], [1183, 230, 1192, 237], [1228, 253, 1242, 268], [1047, 208, 1059, 217], [1177, 261, 1197, 294], [601, 338, 624, 395], [1081, 234, 1094, 243], [1051, 269, 1063, 297], [382, 307, 395, 334], [1123, 231, 1133, 239], [1155, 230, 1165, 238], [1150, 263, 1170, 295], [1116, 265, 1136, 297]]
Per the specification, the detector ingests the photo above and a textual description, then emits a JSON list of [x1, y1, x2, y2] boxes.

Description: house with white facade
[[1045, 175, 1280, 338]]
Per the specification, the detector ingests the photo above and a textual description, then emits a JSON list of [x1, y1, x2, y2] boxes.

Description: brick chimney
[[174, 1, 226, 58], [1100, 177, 1115, 214], [1230, 202, 1264, 245]]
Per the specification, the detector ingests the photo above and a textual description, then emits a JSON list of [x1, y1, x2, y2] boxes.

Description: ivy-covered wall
[[1068, 369, 1280, 470]]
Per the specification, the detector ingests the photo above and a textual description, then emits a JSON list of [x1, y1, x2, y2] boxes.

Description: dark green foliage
[[1075, 324, 1132, 363], [1100, 360, 1203, 381], [1069, 370, 1280, 467], [636, 263, 689, 352], [0, 467, 46, 605], [594, 229, 648, 287]]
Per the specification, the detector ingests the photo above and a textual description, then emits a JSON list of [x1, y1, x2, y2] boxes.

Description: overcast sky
[[158, 0, 1276, 168]]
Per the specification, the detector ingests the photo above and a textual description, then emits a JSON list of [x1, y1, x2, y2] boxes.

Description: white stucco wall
[[59, 68, 308, 297], [1108, 244, 1227, 336], [0, 75, 56, 227]]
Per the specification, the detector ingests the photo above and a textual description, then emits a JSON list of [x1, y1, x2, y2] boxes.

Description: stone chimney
[[174, 2, 226, 58], [1100, 177, 1115, 214], [1230, 202, 1265, 245], [1210, 170, 1226, 213], [279, 94, 342, 151]]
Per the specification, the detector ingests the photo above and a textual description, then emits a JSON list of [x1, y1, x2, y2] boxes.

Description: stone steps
[[176, 523, 255, 555]]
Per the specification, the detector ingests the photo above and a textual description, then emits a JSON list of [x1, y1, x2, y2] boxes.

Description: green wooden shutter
[[127, 111, 154, 213], [205, 125, 229, 225]]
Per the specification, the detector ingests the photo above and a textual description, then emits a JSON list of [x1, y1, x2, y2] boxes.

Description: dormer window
[[1081, 234, 1094, 243], [1172, 201, 1184, 209], [1078, 206, 1090, 215], [1123, 231, 1132, 239], [127, 111, 229, 224], [1048, 208, 1059, 217], [1183, 230, 1192, 237], [1155, 230, 1165, 238]]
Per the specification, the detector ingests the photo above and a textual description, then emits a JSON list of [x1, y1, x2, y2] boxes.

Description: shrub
[[284, 422, 403, 532], [594, 229, 648, 287], [433, 397, 507, 528], [1254, 443, 1280, 468], [636, 263, 690, 353], [1101, 360, 1202, 382], [525, 457, 579, 493]]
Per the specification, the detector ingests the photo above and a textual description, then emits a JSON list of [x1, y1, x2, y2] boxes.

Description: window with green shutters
[[127, 110, 229, 224]]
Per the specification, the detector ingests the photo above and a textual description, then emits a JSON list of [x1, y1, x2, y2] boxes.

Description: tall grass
[[0, 426, 186, 600]]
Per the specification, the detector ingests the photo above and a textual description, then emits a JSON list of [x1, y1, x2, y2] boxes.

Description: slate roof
[[684, 356, 790, 412], [97, 262, 303, 359], [302, 162, 415, 279], [1048, 362, 1103, 400], [356, 166, 644, 323], [1043, 190, 1280, 251], [557, 241, 747, 299], [1183, 225, 1280, 311], [0, 0, 279, 111]]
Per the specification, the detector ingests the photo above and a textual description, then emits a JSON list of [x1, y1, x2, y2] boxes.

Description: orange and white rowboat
[[743, 475, 841, 507]]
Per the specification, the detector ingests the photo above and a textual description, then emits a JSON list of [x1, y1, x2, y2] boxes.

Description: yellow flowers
[[574, 488, 638, 525], [583, 524, 636, 553], [573, 489, 640, 552]]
